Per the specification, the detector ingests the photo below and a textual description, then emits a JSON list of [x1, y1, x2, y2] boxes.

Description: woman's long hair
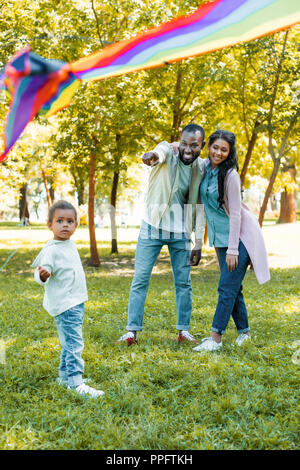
[[208, 130, 238, 208]]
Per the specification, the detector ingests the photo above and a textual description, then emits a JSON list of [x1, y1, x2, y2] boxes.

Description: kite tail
[[0, 47, 80, 161]]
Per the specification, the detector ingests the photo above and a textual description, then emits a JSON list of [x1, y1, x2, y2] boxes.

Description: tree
[[88, 146, 100, 266], [257, 31, 300, 226], [278, 164, 297, 223], [19, 183, 30, 224], [1, 1, 299, 233], [0, 0, 98, 223], [215, 29, 300, 224], [48, 0, 199, 260]]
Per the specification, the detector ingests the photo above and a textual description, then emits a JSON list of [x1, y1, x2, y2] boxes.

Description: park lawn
[[0, 233, 299, 450]]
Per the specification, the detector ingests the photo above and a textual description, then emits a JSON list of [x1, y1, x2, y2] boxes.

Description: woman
[[193, 130, 270, 352]]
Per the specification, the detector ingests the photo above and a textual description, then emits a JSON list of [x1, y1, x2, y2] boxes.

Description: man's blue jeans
[[126, 221, 192, 332], [212, 241, 250, 335], [54, 303, 85, 388]]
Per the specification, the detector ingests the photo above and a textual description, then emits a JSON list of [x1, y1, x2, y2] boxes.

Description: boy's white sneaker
[[56, 377, 89, 387], [235, 333, 251, 346], [193, 337, 222, 352], [69, 383, 105, 398]]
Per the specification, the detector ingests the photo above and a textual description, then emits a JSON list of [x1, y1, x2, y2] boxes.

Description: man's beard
[[178, 148, 199, 165]]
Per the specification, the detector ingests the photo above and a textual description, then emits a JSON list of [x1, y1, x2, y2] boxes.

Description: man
[[117, 124, 206, 345]]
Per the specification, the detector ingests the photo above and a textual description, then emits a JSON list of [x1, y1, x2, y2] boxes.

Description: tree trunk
[[240, 121, 260, 187], [49, 185, 55, 205], [204, 222, 208, 245], [77, 188, 84, 206], [279, 191, 296, 223], [170, 66, 183, 142], [110, 131, 122, 254], [73, 173, 85, 206], [278, 165, 296, 223], [19, 184, 30, 224], [110, 170, 119, 254], [269, 193, 276, 211], [88, 152, 100, 266], [76, 179, 85, 206], [258, 158, 281, 226], [41, 170, 52, 208]]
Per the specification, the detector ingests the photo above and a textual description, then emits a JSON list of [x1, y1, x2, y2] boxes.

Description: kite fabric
[[1, 0, 300, 161]]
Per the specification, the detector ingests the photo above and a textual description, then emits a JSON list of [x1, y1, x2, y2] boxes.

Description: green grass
[[0, 231, 299, 450]]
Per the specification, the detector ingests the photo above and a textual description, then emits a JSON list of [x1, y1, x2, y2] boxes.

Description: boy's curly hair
[[48, 200, 78, 223]]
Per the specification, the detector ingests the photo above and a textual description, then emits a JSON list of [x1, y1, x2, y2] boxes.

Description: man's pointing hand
[[142, 152, 159, 167]]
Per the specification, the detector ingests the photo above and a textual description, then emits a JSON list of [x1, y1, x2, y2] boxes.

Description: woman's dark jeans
[[212, 241, 250, 335]]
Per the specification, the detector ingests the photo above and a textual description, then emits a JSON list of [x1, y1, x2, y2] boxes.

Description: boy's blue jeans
[[54, 303, 84, 389], [126, 221, 192, 332], [212, 241, 250, 335]]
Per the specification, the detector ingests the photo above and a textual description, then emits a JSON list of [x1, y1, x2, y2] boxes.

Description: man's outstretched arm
[[142, 142, 172, 167]]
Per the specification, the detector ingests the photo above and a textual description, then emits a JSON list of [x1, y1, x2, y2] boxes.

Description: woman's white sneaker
[[193, 337, 222, 352], [235, 333, 250, 346]]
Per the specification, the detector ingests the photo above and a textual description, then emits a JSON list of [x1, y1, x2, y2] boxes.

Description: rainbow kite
[[1, 0, 299, 161]]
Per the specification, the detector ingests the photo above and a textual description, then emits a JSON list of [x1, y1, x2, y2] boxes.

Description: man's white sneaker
[[69, 383, 105, 398], [235, 333, 250, 346], [178, 330, 199, 343], [116, 331, 137, 346], [193, 337, 222, 352]]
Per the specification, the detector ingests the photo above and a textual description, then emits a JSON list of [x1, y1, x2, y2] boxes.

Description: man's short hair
[[181, 124, 205, 140]]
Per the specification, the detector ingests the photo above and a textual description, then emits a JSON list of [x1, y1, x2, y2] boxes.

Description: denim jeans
[[54, 303, 84, 388], [126, 221, 192, 332], [212, 241, 250, 335]]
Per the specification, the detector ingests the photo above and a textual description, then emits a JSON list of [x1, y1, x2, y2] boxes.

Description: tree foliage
[[0, 1, 299, 240]]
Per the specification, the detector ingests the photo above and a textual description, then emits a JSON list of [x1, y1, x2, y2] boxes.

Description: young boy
[[32, 200, 104, 398]]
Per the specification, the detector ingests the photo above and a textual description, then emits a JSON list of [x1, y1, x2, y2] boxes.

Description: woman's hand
[[226, 254, 238, 272]]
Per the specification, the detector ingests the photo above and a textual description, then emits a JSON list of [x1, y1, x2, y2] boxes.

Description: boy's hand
[[38, 266, 51, 282]]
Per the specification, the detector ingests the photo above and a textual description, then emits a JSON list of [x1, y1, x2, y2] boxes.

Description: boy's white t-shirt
[[32, 239, 88, 317]]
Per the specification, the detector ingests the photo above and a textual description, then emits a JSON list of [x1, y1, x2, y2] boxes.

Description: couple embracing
[[117, 124, 270, 352]]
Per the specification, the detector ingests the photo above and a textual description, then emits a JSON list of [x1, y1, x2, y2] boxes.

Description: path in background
[[262, 222, 300, 269], [0, 222, 299, 269]]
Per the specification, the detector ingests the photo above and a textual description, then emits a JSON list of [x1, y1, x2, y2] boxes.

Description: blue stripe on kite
[[78, 0, 276, 80], [117, 0, 276, 67]]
